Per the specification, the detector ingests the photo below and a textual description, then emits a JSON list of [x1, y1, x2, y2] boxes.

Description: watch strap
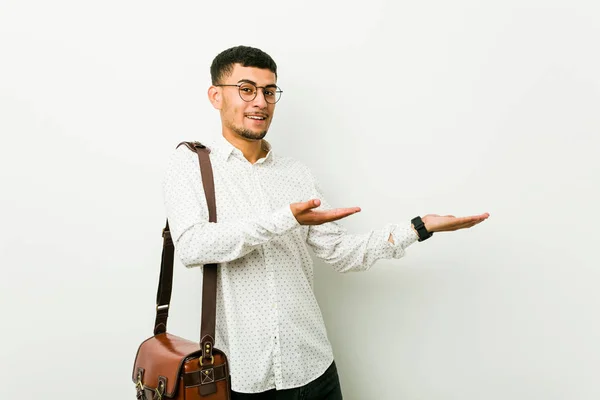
[[411, 216, 433, 242]]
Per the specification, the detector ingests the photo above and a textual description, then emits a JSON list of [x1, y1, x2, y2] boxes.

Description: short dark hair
[[210, 45, 278, 85]]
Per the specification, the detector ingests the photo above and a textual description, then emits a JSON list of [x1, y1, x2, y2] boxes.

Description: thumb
[[302, 199, 321, 211]]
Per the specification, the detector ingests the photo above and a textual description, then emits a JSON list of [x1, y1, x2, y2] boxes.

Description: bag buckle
[[199, 355, 214, 366], [155, 378, 166, 400], [136, 371, 144, 392]]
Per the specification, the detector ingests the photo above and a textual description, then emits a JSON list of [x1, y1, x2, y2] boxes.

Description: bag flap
[[132, 333, 201, 397]]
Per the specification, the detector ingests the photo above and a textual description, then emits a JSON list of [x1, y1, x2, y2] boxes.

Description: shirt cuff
[[271, 205, 301, 234], [391, 224, 419, 248]]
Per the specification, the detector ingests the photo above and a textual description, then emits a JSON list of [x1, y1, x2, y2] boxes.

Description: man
[[163, 45, 489, 399]]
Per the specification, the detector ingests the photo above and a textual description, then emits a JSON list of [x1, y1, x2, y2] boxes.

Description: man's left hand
[[421, 213, 490, 233]]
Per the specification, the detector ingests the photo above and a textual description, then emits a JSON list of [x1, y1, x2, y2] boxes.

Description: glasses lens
[[238, 83, 257, 101], [263, 87, 282, 104]]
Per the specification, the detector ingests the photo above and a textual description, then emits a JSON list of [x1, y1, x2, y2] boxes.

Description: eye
[[240, 87, 253, 93], [263, 89, 275, 97]]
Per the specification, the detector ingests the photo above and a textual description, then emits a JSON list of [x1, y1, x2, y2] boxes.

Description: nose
[[251, 89, 268, 108]]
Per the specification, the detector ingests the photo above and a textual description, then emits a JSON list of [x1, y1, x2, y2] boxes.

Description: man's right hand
[[290, 199, 361, 226]]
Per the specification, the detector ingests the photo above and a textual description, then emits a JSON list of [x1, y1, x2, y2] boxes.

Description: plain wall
[[1, 0, 599, 399]]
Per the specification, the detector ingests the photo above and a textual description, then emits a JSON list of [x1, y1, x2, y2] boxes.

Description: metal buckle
[[136, 371, 144, 392], [199, 355, 214, 366], [156, 381, 165, 400]]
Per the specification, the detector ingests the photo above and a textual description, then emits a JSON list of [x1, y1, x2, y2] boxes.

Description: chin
[[236, 127, 268, 141]]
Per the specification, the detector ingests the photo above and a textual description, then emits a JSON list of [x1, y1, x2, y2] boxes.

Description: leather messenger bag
[[132, 141, 231, 400]]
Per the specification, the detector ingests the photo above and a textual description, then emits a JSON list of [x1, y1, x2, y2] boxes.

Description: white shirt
[[162, 135, 418, 393]]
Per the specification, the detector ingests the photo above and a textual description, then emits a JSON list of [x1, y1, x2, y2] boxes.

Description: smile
[[246, 114, 267, 120]]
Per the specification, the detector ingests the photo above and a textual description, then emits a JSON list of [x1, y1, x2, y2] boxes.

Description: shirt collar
[[210, 135, 274, 164]]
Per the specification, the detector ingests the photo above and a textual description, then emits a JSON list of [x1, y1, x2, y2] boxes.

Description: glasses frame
[[215, 82, 283, 104]]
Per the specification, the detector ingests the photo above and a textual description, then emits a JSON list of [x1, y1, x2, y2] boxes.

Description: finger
[[436, 218, 484, 232], [300, 199, 321, 211], [455, 215, 487, 225], [435, 217, 472, 230], [329, 207, 361, 220], [467, 213, 490, 220], [312, 207, 361, 223], [449, 219, 486, 231]]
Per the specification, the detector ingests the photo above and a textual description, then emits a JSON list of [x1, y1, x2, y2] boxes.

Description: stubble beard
[[235, 126, 268, 141], [227, 119, 268, 141]]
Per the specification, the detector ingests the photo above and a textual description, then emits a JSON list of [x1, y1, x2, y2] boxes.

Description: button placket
[[269, 283, 282, 386], [270, 247, 282, 386], [258, 163, 281, 385], [252, 165, 269, 214], [272, 310, 283, 386]]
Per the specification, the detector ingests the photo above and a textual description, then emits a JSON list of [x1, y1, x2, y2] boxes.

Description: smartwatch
[[411, 216, 433, 242]]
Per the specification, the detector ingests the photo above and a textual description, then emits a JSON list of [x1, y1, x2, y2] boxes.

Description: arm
[[302, 167, 419, 273], [163, 147, 300, 267], [302, 167, 490, 271]]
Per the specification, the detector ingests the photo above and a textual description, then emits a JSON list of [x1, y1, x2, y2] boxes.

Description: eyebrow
[[238, 79, 277, 88]]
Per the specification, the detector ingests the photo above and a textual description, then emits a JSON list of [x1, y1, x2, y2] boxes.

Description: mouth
[[245, 113, 268, 121]]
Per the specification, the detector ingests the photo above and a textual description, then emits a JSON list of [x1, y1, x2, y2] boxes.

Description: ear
[[208, 86, 222, 110]]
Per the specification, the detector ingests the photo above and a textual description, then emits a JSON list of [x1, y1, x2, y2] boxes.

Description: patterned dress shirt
[[162, 135, 418, 393]]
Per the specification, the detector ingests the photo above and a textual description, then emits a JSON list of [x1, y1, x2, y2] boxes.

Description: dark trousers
[[231, 361, 343, 400]]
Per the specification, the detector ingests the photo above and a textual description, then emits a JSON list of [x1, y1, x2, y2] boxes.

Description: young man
[[163, 45, 489, 399]]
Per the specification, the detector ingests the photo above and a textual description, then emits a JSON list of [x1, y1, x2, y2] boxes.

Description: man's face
[[216, 64, 278, 142]]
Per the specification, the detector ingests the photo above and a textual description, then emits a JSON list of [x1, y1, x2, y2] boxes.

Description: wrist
[[411, 216, 433, 242], [421, 215, 432, 233]]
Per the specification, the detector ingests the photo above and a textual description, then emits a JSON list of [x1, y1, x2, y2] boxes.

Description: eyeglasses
[[215, 82, 283, 104]]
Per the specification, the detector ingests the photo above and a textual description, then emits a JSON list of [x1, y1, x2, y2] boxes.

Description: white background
[[1, 0, 599, 399]]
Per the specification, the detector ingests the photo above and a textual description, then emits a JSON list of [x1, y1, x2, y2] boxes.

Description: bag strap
[[153, 140, 219, 366]]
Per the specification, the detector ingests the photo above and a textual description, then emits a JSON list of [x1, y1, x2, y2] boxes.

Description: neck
[[222, 131, 267, 164]]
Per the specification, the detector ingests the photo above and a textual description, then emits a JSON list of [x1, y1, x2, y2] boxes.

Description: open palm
[[422, 213, 490, 232]]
